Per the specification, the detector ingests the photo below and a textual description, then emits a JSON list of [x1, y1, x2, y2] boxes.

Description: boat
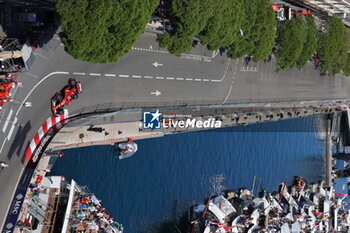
[[115, 138, 138, 159]]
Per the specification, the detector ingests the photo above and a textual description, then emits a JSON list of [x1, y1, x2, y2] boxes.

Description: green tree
[[158, 0, 214, 56], [276, 17, 306, 71], [343, 54, 350, 76], [250, 0, 276, 62], [56, 0, 158, 63], [201, 0, 244, 50], [317, 16, 345, 73], [329, 29, 350, 75], [228, 0, 258, 59], [296, 16, 317, 68]]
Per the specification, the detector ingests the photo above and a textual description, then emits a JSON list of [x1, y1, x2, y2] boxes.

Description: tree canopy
[[250, 0, 276, 62], [328, 28, 350, 75], [158, 0, 214, 56], [296, 16, 317, 68], [317, 16, 345, 73], [200, 0, 244, 50], [344, 54, 350, 76], [276, 17, 306, 70], [56, 0, 158, 63], [158, 0, 276, 59], [227, 0, 258, 59]]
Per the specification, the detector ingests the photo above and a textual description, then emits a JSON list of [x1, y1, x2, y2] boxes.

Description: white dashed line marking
[[73, 72, 85, 75], [105, 74, 116, 77], [98, 73, 222, 83]]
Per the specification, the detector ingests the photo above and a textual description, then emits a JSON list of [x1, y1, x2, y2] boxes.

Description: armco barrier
[[1, 110, 68, 233]]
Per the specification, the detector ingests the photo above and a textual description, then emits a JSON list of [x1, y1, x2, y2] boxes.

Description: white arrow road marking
[[152, 62, 163, 68], [150, 90, 162, 96]]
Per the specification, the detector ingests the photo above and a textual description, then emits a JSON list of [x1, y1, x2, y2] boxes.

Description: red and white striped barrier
[[25, 110, 69, 161]]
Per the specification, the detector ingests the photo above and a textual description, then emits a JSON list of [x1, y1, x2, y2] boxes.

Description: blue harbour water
[[51, 116, 325, 232]]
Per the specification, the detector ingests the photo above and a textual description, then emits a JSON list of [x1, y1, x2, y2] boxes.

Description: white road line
[[73, 72, 86, 75], [11, 85, 19, 98], [222, 82, 233, 105], [132, 46, 217, 61], [156, 76, 164, 80], [119, 75, 129, 78], [186, 78, 193, 81], [212, 50, 219, 58], [26, 73, 39, 79], [211, 80, 221, 82], [33, 52, 48, 60], [195, 79, 202, 81], [144, 76, 153, 79], [90, 73, 101, 76], [203, 79, 210, 82], [7, 117, 17, 140], [2, 109, 13, 133], [16, 71, 70, 117], [176, 78, 184, 81], [166, 77, 174, 80], [132, 75, 141, 79], [105, 74, 116, 77], [0, 139, 6, 155]]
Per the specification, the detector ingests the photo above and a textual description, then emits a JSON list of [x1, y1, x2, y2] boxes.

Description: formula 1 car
[[51, 78, 82, 116], [0, 79, 21, 107]]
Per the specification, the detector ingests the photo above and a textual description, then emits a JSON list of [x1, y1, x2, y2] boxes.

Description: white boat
[[115, 141, 138, 159], [208, 195, 236, 223]]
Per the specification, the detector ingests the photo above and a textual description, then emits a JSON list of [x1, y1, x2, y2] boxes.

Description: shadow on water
[[139, 200, 191, 233], [299, 155, 324, 182]]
